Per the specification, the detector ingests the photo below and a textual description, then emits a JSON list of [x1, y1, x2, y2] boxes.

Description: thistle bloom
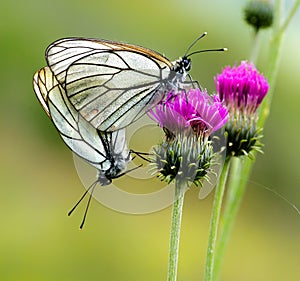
[[150, 89, 228, 137], [215, 61, 269, 157], [215, 61, 269, 114], [149, 88, 228, 187]]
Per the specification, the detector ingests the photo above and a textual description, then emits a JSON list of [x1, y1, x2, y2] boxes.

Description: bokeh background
[[1, 0, 299, 280]]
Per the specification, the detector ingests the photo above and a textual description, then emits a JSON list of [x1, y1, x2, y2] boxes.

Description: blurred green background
[[1, 0, 299, 280]]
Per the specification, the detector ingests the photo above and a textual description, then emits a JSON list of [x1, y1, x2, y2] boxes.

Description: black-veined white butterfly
[[45, 32, 225, 132], [33, 67, 132, 227]]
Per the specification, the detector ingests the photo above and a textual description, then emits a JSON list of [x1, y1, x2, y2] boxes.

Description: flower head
[[215, 61, 269, 157], [244, 0, 274, 32], [215, 61, 269, 115], [150, 89, 228, 138], [149, 88, 228, 187]]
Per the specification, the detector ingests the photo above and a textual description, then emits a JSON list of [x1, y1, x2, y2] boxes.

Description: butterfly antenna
[[183, 32, 208, 57], [68, 180, 97, 217], [186, 48, 227, 58], [79, 181, 98, 229]]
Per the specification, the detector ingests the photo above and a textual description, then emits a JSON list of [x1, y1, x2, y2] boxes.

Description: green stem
[[213, 157, 250, 280], [204, 157, 231, 281], [249, 31, 262, 64], [167, 181, 186, 281], [259, 0, 300, 128], [280, 0, 300, 34]]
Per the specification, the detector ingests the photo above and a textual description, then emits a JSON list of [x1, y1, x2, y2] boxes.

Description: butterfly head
[[97, 152, 131, 186], [172, 32, 227, 76], [96, 163, 121, 186], [173, 57, 192, 74]]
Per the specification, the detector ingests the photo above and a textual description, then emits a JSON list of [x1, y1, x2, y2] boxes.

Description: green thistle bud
[[152, 131, 214, 187], [225, 112, 263, 158], [244, 0, 274, 32]]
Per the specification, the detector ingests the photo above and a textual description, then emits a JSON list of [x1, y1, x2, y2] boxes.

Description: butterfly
[[45, 32, 224, 132], [33, 66, 134, 227]]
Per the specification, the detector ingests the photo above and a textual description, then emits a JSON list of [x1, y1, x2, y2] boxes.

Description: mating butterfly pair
[[33, 33, 223, 227]]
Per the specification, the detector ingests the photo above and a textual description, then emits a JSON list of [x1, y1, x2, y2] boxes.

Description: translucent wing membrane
[[33, 67, 131, 184], [46, 38, 177, 131]]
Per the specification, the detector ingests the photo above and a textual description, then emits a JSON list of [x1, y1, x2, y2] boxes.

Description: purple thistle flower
[[215, 61, 269, 114], [148, 88, 228, 187], [149, 88, 228, 137]]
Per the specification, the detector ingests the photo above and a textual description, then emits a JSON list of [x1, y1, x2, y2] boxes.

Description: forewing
[[33, 67, 110, 170], [46, 38, 172, 131]]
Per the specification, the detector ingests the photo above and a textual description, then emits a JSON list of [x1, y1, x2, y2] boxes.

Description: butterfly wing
[[33, 66, 58, 117], [33, 67, 129, 174], [46, 38, 174, 131]]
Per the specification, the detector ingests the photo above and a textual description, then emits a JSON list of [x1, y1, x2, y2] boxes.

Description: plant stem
[[204, 157, 231, 281], [213, 157, 249, 280], [211, 1, 300, 280], [167, 181, 186, 281], [249, 31, 262, 64], [280, 0, 300, 34]]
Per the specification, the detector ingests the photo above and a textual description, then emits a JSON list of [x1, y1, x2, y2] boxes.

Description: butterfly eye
[[182, 57, 191, 71]]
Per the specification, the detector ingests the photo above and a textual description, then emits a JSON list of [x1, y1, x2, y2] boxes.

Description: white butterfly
[[33, 67, 134, 228], [33, 66, 131, 186], [45, 33, 221, 132]]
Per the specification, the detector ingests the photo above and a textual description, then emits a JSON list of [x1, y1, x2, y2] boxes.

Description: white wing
[[46, 38, 174, 131], [33, 67, 130, 176]]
